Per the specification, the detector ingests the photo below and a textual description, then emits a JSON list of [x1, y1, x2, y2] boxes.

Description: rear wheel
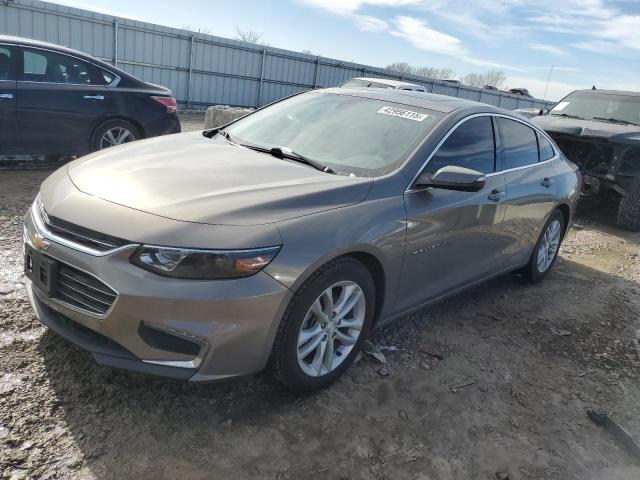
[[521, 210, 565, 283], [270, 257, 375, 392], [616, 180, 640, 231], [91, 119, 140, 152]]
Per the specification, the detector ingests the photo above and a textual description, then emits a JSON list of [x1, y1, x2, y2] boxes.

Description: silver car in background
[[24, 88, 581, 391]]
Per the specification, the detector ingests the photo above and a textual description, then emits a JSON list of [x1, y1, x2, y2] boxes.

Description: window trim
[[17, 45, 120, 87], [405, 112, 559, 193], [0, 43, 18, 83]]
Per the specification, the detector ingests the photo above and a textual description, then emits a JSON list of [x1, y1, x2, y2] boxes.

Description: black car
[[0, 35, 180, 157], [534, 89, 640, 231], [508, 88, 532, 98]]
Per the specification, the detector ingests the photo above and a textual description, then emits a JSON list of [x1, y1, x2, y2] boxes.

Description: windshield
[[550, 92, 640, 126], [224, 92, 441, 176]]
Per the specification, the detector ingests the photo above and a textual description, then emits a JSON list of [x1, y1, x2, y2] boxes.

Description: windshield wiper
[[551, 113, 585, 120], [591, 116, 640, 127], [243, 145, 335, 174]]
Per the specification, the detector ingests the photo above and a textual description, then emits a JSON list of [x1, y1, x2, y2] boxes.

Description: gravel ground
[[1, 124, 640, 479]]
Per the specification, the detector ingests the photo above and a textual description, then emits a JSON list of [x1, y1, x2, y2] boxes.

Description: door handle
[[541, 177, 554, 188], [0, 93, 14, 99], [488, 189, 505, 202], [83, 95, 104, 101]]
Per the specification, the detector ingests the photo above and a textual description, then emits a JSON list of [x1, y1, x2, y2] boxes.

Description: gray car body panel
[[27, 89, 580, 381]]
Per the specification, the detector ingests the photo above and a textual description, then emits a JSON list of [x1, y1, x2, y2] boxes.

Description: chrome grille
[[54, 264, 117, 315], [37, 197, 129, 252]]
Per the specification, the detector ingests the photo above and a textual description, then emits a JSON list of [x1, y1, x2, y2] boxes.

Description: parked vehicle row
[[0, 35, 180, 157], [24, 87, 581, 390]]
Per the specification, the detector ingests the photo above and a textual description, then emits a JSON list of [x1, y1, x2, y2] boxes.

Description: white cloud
[[298, 0, 425, 15], [352, 14, 388, 32], [390, 15, 467, 57], [596, 14, 640, 51], [528, 43, 566, 56]]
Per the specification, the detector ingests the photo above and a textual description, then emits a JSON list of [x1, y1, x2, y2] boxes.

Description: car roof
[[348, 77, 425, 89], [321, 87, 505, 115], [573, 88, 640, 97]]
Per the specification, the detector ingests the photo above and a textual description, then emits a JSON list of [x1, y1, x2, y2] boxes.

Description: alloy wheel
[[296, 281, 365, 377], [536, 219, 561, 273], [100, 127, 135, 149]]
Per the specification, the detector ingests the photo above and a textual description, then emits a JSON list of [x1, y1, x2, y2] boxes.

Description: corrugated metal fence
[[1, 0, 555, 110]]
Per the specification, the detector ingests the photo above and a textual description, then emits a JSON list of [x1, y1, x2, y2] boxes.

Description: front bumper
[[24, 208, 291, 382]]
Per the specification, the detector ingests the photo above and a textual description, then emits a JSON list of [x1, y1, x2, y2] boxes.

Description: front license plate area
[[24, 245, 58, 297]]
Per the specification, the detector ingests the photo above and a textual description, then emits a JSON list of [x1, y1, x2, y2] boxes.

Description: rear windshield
[[551, 92, 640, 126], [224, 92, 442, 177]]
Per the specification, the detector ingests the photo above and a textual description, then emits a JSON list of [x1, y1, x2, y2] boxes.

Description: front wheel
[[91, 119, 140, 152], [616, 180, 640, 231], [270, 257, 375, 392], [521, 210, 565, 283]]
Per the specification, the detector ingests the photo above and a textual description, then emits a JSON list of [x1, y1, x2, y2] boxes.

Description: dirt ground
[[1, 115, 640, 479]]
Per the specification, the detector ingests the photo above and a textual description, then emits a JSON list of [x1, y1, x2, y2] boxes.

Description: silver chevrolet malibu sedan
[[24, 88, 581, 391]]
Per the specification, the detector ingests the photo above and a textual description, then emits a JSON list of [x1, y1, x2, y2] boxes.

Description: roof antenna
[[592, 85, 596, 90]]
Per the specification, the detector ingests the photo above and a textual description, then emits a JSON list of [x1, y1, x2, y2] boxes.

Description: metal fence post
[[313, 58, 320, 88], [187, 36, 194, 109], [113, 20, 118, 67], [257, 49, 266, 107]]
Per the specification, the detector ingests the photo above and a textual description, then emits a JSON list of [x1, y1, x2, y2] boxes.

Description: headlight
[[130, 245, 281, 280]]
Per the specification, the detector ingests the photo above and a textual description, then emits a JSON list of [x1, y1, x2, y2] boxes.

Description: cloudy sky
[[53, 0, 640, 100]]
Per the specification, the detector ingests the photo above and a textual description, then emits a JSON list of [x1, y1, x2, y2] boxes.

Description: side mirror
[[414, 165, 486, 192], [538, 108, 549, 116]]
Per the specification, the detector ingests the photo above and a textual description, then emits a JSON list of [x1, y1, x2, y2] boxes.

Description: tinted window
[[424, 116, 495, 174], [537, 132, 555, 161], [498, 118, 539, 169], [99, 69, 115, 85], [0, 47, 12, 80], [23, 48, 94, 84]]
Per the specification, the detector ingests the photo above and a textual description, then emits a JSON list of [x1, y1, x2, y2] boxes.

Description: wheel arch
[[555, 202, 571, 237], [90, 116, 147, 149]]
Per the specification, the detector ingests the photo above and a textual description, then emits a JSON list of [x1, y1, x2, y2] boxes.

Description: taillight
[[151, 96, 177, 113]]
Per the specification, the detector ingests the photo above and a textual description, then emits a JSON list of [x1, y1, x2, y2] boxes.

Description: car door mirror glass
[[414, 165, 486, 192]]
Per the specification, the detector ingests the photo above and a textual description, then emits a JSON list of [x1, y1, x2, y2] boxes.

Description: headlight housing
[[130, 245, 281, 280]]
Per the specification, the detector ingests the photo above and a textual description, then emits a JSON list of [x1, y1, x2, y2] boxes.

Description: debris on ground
[[363, 340, 387, 364], [450, 381, 477, 393], [587, 410, 640, 460], [419, 346, 444, 360]]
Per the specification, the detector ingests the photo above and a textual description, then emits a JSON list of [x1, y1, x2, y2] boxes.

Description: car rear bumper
[[23, 208, 291, 382], [144, 113, 181, 138]]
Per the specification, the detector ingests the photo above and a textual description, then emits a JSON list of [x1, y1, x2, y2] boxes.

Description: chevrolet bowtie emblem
[[32, 232, 50, 251]]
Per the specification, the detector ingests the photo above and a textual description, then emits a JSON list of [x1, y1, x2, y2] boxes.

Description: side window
[[23, 48, 93, 85], [498, 117, 539, 169], [537, 132, 556, 161], [0, 46, 13, 81], [97, 68, 115, 85], [425, 116, 495, 174]]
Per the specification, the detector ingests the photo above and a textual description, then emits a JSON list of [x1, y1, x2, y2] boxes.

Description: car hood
[[66, 132, 373, 226], [533, 115, 640, 144]]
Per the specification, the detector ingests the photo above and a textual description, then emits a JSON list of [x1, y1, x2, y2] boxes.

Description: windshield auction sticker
[[552, 101, 570, 111], [377, 106, 428, 121]]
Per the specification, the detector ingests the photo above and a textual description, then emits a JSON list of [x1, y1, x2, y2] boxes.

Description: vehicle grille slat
[[37, 199, 130, 252], [53, 264, 117, 315]]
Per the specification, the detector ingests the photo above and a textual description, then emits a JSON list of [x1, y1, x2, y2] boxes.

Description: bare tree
[[234, 28, 268, 46], [385, 63, 456, 80], [461, 70, 506, 89]]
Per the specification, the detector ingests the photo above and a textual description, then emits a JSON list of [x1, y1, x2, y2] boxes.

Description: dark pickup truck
[[534, 89, 640, 231]]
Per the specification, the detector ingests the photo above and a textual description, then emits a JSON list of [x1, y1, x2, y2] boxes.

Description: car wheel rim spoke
[[101, 128, 134, 149], [537, 220, 561, 273], [297, 281, 365, 377]]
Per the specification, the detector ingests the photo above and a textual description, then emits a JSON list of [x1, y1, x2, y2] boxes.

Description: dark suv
[[534, 89, 640, 231], [0, 35, 180, 157]]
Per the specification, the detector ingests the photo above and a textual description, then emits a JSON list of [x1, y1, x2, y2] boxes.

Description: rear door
[[0, 44, 19, 154], [497, 116, 559, 267], [398, 115, 510, 311], [16, 46, 114, 155]]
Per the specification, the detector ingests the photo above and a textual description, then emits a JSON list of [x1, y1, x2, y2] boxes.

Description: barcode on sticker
[[377, 106, 428, 121]]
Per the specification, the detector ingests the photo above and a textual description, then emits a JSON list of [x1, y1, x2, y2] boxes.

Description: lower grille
[[54, 264, 117, 315]]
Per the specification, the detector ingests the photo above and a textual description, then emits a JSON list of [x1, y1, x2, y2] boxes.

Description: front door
[[0, 44, 19, 154], [397, 115, 511, 312], [16, 46, 112, 155]]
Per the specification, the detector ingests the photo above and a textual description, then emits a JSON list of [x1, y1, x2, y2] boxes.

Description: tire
[[90, 119, 141, 152], [521, 210, 565, 283], [270, 257, 375, 392], [616, 180, 640, 231]]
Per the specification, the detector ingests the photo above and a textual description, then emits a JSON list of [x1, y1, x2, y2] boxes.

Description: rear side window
[[497, 117, 539, 169], [425, 116, 495, 174], [23, 48, 94, 85], [537, 132, 555, 161], [0, 46, 13, 81]]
